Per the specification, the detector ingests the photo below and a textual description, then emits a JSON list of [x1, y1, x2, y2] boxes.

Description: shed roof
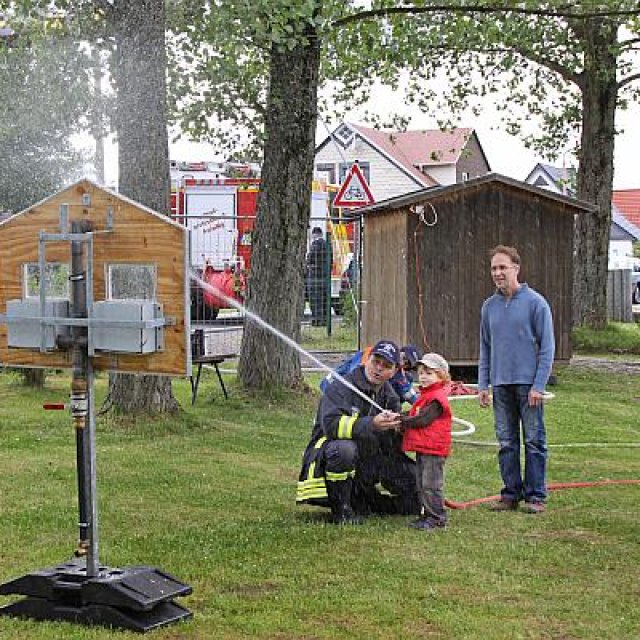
[[1, 178, 185, 231], [355, 173, 594, 216]]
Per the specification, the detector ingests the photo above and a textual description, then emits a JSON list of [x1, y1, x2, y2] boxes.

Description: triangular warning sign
[[334, 163, 375, 208]]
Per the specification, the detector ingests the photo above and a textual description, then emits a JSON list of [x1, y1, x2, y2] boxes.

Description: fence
[[187, 213, 362, 360], [607, 269, 633, 323]]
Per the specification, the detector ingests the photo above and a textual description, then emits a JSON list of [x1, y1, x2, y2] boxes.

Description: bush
[[572, 321, 640, 355]]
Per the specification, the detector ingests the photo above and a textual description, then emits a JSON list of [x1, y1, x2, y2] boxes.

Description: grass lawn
[[0, 366, 639, 639]]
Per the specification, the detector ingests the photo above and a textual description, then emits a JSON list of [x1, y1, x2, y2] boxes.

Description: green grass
[[0, 367, 639, 639], [300, 322, 358, 351], [572, 321, 640, 355]]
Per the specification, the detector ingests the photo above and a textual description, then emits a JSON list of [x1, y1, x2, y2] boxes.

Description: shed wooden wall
[[0, 180, 189, 376], [362, 181, 576, 364], [361, 211, 408, 345]]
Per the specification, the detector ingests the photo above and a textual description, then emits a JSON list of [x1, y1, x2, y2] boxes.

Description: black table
[[190, 356, 230, 405]]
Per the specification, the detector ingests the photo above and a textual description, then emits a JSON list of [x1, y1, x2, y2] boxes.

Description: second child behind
[[401, 353, 452, 531]]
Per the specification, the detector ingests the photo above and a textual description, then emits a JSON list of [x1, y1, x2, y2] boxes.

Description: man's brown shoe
[[522, 502, 545, 514], [489, 499, 519, 512]]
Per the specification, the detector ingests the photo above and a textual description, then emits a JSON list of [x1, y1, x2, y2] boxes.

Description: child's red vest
[[402, 381, 452, 457]]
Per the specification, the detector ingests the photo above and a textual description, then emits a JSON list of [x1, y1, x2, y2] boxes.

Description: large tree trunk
[[238, 23, 321, 389], [109, 0, 178, 413], [573, 18, 618, 328]]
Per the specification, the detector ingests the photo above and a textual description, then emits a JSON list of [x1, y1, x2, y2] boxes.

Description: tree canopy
[[170, 1, 640, 332], [334, 1, 640, 326], [0, 10, 91, 213]]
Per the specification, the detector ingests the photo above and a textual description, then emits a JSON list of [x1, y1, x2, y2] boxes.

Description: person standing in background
[[478, 245, 555, 514], [306, 227, 329, 326]]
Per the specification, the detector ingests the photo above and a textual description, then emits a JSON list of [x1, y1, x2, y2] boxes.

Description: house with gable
[[314, 122, 491, 202], [612, 189, 640, 232], [525, 163, 576, 195], [525, 162, 640, 270]]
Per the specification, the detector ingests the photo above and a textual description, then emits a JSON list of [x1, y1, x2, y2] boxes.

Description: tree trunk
[[573, 18, 618, 328], [109, 0, 178, 413], [238, 23, 321, 390], [22, 368, 46, 387]]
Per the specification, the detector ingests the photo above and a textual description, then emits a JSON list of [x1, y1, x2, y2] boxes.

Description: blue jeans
[[492, 385, 547, 503]]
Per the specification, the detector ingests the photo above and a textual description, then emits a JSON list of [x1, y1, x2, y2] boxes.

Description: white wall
[[423, 164, 456, 186], [315, 140, 424, 202], [609, 240, 635, 270]]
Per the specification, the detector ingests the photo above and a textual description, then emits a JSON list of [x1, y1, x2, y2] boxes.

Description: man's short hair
[[490, 245, 520, 265], [311, 226, 323, 236]]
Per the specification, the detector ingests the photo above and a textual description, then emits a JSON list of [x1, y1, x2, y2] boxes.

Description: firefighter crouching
[[296, 340, 420, 524]]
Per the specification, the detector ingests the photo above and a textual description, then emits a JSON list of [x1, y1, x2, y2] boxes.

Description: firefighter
[[296, 340, 420, 524], [305, 227, 329, 326]]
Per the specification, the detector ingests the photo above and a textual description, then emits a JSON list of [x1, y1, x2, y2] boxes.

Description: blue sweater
[[478, 284, 555, 393]]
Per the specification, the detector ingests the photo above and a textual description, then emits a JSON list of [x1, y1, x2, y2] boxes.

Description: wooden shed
[[357, 173, 592, 365], [0, 179, 190, 376]]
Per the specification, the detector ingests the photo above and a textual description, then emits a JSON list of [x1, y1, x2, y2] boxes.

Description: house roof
[[316, 123, 490, 189], [351, 123, 476, 165], [612, 189, 640, 230], [353, 173, 594, 217], [612, 208, 640, 241], [525, 163, 576, 195]]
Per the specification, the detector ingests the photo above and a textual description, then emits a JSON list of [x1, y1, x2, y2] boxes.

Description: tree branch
[[513, 46, 580, 86], [333, 4, 640, 28], [619, 36, 640, 48], [618, 71, 640, 89]]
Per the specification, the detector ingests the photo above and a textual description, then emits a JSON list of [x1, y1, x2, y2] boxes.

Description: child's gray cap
[[417, 353, 449, 373]]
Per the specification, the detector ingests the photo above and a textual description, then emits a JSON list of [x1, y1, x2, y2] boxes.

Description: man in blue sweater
[[478, 245, 555, 514]]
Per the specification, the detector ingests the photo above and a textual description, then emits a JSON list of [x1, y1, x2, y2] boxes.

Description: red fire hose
[[445, 479, 640, 510]]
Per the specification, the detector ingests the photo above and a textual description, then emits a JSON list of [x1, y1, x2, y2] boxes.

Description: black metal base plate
[[0, 596, 192, 633], [0, 560, 193, 632]]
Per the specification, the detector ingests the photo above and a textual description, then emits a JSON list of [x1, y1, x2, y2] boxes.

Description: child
[[401, 353, 452, 530]]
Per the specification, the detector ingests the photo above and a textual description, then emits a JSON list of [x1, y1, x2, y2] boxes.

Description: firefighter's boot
[[326, 478, 363, 525]]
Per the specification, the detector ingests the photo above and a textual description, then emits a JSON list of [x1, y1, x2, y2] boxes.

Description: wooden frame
[[0, 180, 190, 376]]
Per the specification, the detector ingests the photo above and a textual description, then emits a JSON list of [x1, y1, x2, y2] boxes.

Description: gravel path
[[567, 355, 640, 376], [302, 352, 640, 377]]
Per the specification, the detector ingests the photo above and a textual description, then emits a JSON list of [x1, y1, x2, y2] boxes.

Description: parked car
[[632, 263, 640, 304]]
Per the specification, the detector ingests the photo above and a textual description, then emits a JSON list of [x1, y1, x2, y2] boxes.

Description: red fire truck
[[170, 162, 354, 322]]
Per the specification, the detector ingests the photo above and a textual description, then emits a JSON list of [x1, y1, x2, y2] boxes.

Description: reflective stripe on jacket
[[296, 366, 401, 505]]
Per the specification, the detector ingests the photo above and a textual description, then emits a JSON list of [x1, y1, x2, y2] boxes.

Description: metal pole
[[325, 230, 332, 337], [69, 219, 98, 575], [86, 357, 99, 576], [356, 217, 363, 350]]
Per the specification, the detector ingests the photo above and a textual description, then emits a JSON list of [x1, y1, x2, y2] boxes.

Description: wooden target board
[[0, 179, 190, 376]]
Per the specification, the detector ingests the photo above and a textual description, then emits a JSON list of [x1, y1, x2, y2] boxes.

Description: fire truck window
[[24, 263, 70, 299], [107, 264, 156, 301]]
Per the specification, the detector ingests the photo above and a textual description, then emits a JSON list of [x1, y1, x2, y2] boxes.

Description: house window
[[339, 162, 370, 184], [23, 263, 70, 299], [107, 264, 156, 300], [462, 171, 470, 181], [315, 163, 336, 185]]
